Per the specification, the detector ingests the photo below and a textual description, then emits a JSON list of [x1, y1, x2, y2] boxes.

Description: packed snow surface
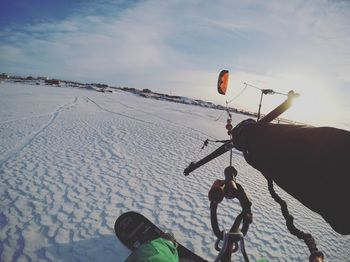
[[0, 82, 349, 261]]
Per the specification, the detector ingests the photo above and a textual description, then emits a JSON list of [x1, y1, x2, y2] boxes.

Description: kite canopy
[[217, 70, 229, 95]]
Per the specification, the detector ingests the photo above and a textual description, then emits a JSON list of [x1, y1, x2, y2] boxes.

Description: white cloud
[[0, 0, 349, 127]]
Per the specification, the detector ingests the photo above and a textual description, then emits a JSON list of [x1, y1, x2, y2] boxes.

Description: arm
[[233, 120, 350, 235]]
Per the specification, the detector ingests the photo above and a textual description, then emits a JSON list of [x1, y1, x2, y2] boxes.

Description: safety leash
[[267, 178, 324, 262]]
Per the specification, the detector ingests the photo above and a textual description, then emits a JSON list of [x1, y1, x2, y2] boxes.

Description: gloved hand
[[231, 118, 256, 152]]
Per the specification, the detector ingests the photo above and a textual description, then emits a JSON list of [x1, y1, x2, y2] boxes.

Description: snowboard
[[114, 211, 208, 262]]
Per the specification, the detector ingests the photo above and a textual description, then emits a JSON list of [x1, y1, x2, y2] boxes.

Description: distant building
[[45, 79, 60, 85], [95, 83, 108, 88], [0, 73, 9, 79], [142, 89, 152, 93], [38, 76, 49, 80]]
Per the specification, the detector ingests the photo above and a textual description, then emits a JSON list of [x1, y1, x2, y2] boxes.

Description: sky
[[1, 0, 349, 128]]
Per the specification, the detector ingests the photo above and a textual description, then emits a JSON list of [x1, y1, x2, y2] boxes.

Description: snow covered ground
[[0, 82, 349, 261]]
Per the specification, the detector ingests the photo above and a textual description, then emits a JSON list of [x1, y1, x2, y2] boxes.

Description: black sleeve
[[234, 121, 350, 235]]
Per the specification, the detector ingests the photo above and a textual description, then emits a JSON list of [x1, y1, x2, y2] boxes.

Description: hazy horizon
[[1, 0, 349, 128]]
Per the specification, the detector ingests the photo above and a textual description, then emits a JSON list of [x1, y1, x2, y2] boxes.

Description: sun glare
[[281, 76, 343, 127], [224, 71, 346, 128]]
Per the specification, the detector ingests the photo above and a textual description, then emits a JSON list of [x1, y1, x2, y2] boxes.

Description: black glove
[[231, 118, 256, 152]]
